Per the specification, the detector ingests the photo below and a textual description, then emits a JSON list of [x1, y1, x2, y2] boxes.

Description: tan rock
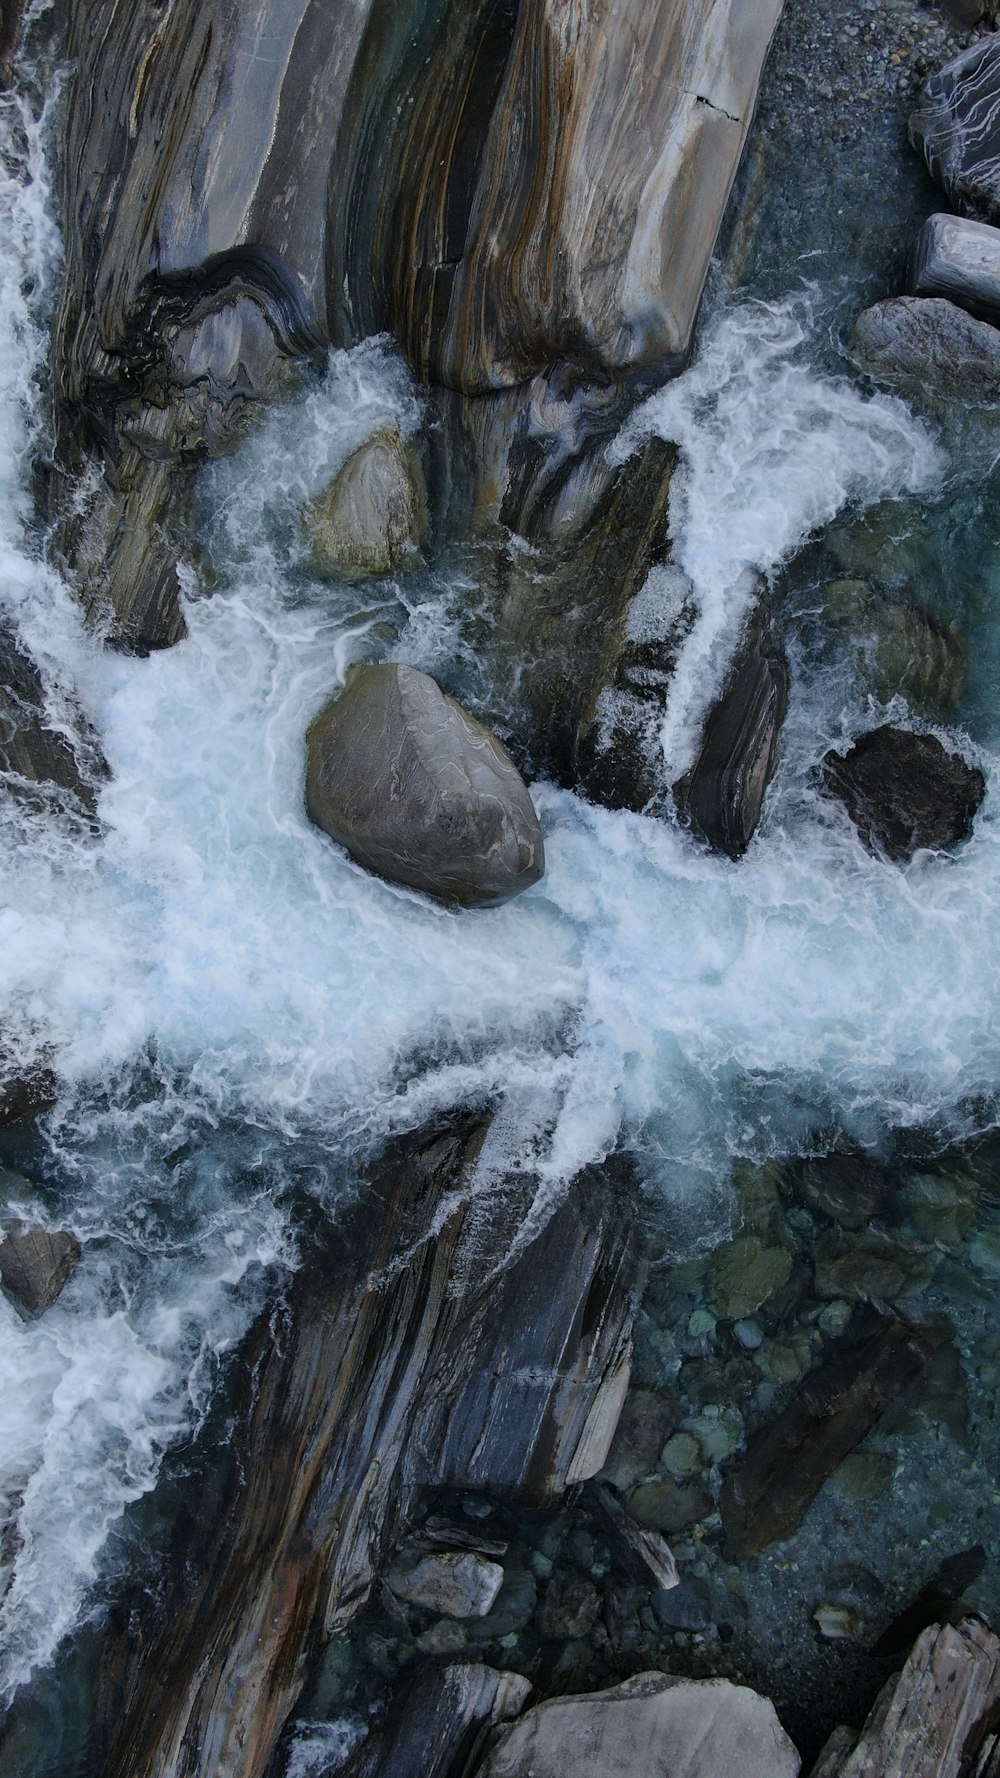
[[305, 429, 426, 579]]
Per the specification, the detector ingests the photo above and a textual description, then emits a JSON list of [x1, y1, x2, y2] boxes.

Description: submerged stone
[[823, 579, 967, 715], [822, 725, 985, 863], [910, 37, 1000, 225], [305, 428, 426, 579], [707, 1234, 793, 1321], [479, 1672, 800, 1778], [305, 664, 544, 907], [0, 1224, 82, 1319]]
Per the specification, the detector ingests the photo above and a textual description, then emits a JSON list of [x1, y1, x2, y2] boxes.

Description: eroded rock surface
[[479, 1672, 800, 1778], [852, 296, 1000, 406], [911, 212, 1000, 321], [305, 429, 426, 578], [822, 726, 985, 863], [343, 1663, 532, 1778], [0, 1224, 82, 1318], [305, 664, 544, 907], [910, 36, 1000, 224], [0, 625, 104, 817]]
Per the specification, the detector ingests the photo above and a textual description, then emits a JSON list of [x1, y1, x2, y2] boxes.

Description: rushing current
[[0, 31, 998, 1742]]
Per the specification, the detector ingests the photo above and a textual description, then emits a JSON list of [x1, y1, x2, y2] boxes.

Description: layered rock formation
[[305, 664, 545, 907], [910, 35, 1000, 224], [675, 611, 788, 859], [98, 1121, 640, 1778], [305, 429, 427, 578]]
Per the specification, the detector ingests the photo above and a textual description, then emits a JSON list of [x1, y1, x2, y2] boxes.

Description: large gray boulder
[[479, 1672, 800, 1778], [852, 296, 1000, 407], [910, 213, 1000, 323], [910, 36, 1000, 225], [305, 664, 544, 907]]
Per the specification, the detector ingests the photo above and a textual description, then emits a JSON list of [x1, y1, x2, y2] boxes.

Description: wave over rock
[[305, 664, 544, 907]]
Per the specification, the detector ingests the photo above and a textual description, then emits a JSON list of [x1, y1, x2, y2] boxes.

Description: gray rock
[[305, 429, 426, 579], [651, 1578, 711, 1632], [0, 625, 105, 818], [342, 1663, 531, 1778], [911, 213, 1000, 323], [479, 1672, 800, 1778], [822, 726, 985, 864], [387, 1550, 505, 1620], [910, 36, 1000, 225], [536, 1573, 601, 1642], [707, 1234, 793, 1321], [305, 664, 544, 908], [590, 1482, 679, 1592], [852, 296, 1000, 407], [0, 1225, 82, 1318], [598, 1387, 681, 1492], [675, 611, 788, 859]]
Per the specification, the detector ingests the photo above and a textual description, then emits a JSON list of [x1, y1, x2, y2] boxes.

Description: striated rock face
[[810, 1618, 1000, 1778], [305, 428, 426, 578], [343, 1664, 532, 1778], [675, 612, 788, 859], [910, 36, 1000, 225], [852, 296, 1000, 406], [0, 1224, 82, 1318], [0, 625, 105, 817], [305, 664, 544, 908], [910, 212, 1000, 322], [822, 726, 985, 863], [335, 0, 785, 391], [99, 1121, 640, 1778], [479, 1672, 800, 1778]]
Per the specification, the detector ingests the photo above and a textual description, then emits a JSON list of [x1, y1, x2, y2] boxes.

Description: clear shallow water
[[1, 35, 1000, 1744]]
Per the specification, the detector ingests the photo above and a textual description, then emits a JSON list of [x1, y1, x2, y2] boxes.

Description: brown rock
[[0, 1225, 82, 1318]]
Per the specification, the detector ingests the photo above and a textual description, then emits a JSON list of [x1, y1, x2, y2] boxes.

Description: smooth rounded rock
[[305, 664, 544, 907], [852, 296, 1000, 408], [305, 428, 426, 579]]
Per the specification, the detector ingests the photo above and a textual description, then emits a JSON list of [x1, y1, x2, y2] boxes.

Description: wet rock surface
[[821, 725, 985, 863], [852, 295, 1000, 406], [910, 35, 1000, 224], [305, 428, 426, 579], [0, 1224, 81, 1318], [305, 664, 544, 908], [675, 612, 788, 860], [342, 1664, 532, 1778]]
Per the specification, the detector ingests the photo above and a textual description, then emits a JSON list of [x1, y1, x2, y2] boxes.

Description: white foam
[[614, 292, 942, 775]]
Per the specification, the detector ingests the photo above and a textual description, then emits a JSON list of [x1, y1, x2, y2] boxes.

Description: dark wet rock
[[813, 1226, 934, 1301], [465, 1566, 538, 1648], [589, 1483, 679, 1593], [706, 1233, 793, 1321], [852, 296, 1000, 407], [650, 1578, 711, 1633], [0, 0, 25, 84], [0, 1064, 56, 1128], [784, 1151, 893, 1230], [811, 1618, 1000, 1777], [871, 1545, 986, 1659], [99, 1122, 640, 1778], [626, 1479, 713, 1537], [0, 625, 105, 817], [536, 1573, 601, 1642], [823, 579, 968, 716], [342, 1662, 531, 1778], [387, 1550, 504, 1620], [597, 1387, 682, 1493], [910, 36, 1000, 225], [305, 664, 544, 908], [720, 1303, 933, 1561], [821, 726, 985, 864], [911, 213, 1000, 323], [480, 1672, 800, 1778], [305, 429, 427, 579], [334, 0, 786, 391], [675, 612, 788, 859], [0, 1224, 82, 1318]]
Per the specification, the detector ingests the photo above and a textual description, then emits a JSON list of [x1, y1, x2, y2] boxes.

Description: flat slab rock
[[0, 1224, 82, 1318], [810, 1618, 1000, 1777], [910, 35, 1000, 225], [822, 726, 985, 864], [478, 1672, 800, 1778], [911, 212, 1000, 323], [305, 664, 544, 908], [852, 296, 1000, 406]]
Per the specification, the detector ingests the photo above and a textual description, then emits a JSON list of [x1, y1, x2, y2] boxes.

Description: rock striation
[[305, 664, 544, 908], [675, 611, 788, 859], [98, 1120, 640, 1778], [343, 1664, 532, 1778], [333, 0, 786, 391], [822, 726, 985, 863], [478, 1672, 800, 1778], [910, 212, 1000, 322], [910, 36, 1000, 225]]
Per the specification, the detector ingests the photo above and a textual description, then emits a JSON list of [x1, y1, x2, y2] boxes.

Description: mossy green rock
[[706, 1234, 793, 1321], [306, 663, 544, 907]]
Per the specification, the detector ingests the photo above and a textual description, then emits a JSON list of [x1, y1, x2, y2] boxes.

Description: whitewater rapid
[[0, 64, 998, 1707]]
